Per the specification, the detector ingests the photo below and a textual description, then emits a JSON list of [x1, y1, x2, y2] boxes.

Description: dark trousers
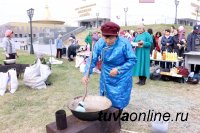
[[139, 76, 147, 84], [6, 53, 16, 59], [67, 45, 77, 61], [191, 64, 200, 74], [56, 49, 62, 58]]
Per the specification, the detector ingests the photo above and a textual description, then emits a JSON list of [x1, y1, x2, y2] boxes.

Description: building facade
[[74, 0, 200, 27], [0, 22, 65, 38], [74, 0, 111, 28]]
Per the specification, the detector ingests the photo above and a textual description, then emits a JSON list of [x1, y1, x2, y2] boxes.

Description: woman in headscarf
[[82, 22, 137, 112], [2, 30, 17, 59], [132, 24, 153, 85]]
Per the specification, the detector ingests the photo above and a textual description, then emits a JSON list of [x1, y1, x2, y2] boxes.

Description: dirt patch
[[121, 79, 200, 133]]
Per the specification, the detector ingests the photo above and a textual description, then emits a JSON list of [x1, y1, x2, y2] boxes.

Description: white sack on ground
[[7, 69, 18, 94], [24, 59, 51, 89], [24, 59, 41, 79], [40, 64, 51, 81], [0, 72, 8, 96], [49, 57, 63, 64], [79, 62, 86, 73], [75, 56, 84, 68]]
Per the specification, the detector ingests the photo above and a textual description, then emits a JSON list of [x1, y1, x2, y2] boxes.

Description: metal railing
[[61, 26, 86, 42]]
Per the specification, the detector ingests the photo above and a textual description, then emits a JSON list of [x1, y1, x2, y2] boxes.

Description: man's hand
[[182, 39, 186, 44], [137, 41, 143, 47], [82, 76, 89, 86], [109, 68, 118, 77], [177, 44, 181, 49]]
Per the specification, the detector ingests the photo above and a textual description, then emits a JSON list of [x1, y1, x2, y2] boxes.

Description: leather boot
[[136, 76, 142, 84], [140, 76, 146, 85]]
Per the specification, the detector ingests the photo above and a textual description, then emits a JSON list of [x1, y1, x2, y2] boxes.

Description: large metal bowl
[[3, 59, 16, 65], [68, 95, 112, 121]]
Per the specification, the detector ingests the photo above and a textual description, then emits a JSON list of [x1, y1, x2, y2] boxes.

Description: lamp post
[[174, 0, 179, 24], [27, 8, 34, 54], [96, 12, 99, 28], [196, 7, 200, 24], [124, 7, 128, 26]]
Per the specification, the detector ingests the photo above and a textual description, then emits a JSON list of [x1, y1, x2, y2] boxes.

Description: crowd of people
[[79, 24, 200, 85], [80, 22, 200, 127], [119, 24, 200, 74], [53, 23, 200, 84], [2, 22, 200, 77], [120, 25, 188, 56]]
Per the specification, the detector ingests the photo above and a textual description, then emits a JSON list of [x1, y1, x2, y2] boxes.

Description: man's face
[[137, 27, 144, 34], [103, 36, 117, 46], [173, 29, 178, 35], [165, 31, 170, 36]]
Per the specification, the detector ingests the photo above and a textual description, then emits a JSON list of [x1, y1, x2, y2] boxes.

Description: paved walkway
[[0, 42, 64, 57]]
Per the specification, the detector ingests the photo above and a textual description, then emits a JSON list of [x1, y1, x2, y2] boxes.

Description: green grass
[[0, 49, 100, 133], [0, 24, 199, 132], [0, 50, 200, 133], [0, 50, 35, 64]]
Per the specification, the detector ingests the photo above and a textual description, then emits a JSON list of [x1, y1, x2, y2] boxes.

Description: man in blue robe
[[82, 22, 137, 110]]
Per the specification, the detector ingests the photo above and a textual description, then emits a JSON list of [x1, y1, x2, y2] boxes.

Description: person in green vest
[[132, 24, 153, 85], [84, 32, 93, 51]]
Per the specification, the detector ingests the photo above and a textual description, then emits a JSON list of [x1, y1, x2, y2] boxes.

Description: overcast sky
[[0, 0, 77, 25], [0, 0, 199, 25]]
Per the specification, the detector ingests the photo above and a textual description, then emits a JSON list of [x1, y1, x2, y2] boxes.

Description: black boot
[[136, 76, 142, 84], [140, 76, 146, 85]]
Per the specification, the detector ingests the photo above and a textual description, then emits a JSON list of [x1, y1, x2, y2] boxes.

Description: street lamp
[[96, 12, 99, 28], [196, 7, 200, 24], [27, 8, 34, 54], [124, 7, 128, 26], [174, 0, 179, 24]]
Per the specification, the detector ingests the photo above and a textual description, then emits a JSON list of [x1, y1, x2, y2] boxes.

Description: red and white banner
[[139, 0, 155, 3]]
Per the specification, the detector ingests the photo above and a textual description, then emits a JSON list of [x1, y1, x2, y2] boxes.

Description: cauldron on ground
[[68, 95, 112, 121]]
